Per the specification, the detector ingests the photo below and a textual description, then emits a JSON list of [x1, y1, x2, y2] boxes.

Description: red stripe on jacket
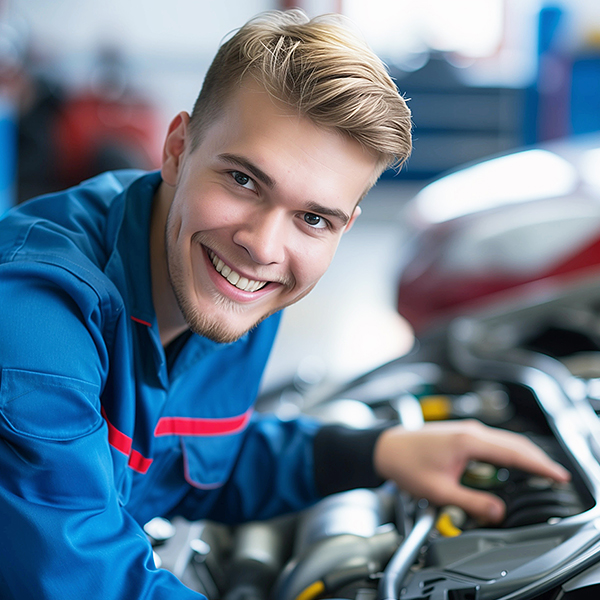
[[101, 407, 153, 474], [154, 409, 253, 437], [101, 407, 253, 474]]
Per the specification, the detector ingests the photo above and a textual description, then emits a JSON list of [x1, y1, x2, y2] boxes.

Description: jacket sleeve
[[171, 414, 389, 525], [185, 413, 323, 523], [0, 268, 203, 599]]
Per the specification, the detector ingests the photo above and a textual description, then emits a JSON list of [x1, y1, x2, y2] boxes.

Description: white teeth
[[226, 271, 240, 285], [208, 250, 267, 292]]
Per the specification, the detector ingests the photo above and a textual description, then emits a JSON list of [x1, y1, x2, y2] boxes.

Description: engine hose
[[377, 505, 436, 600]]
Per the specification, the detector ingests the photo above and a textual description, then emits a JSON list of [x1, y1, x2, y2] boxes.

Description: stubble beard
[[164, 220, 277, 344]]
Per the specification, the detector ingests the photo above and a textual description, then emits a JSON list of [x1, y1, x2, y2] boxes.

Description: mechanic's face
[[160, 81, 378, 343]]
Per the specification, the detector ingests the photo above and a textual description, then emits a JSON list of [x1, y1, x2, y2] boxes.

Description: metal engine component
[[273, 525, 400, 600], [222, 516, 296, 600], [271, 487, 399, 600], [293, 488, 396, 554]]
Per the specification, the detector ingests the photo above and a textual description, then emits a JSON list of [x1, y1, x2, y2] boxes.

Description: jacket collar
[[110, 171, 228, 385], [116, 170, 162, 328]]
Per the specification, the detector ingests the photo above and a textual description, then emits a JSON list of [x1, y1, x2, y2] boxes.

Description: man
[[0, 9, 568, 599]]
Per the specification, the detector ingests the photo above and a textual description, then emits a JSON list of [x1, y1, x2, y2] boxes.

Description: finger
[[466, 430, 571, 483], [441, 485, 506, 525]]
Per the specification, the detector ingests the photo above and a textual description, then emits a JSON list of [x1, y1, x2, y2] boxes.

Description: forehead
[[194, 81, 378, 210]]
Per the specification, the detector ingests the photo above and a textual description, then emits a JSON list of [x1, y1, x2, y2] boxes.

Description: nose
[[232, 207, 287, 265]]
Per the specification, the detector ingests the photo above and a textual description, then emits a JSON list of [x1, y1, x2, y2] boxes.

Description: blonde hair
[[189, 9, 412, 176]]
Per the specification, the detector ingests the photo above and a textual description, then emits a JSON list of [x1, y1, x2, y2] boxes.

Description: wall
[[5, 0, 276, 126]]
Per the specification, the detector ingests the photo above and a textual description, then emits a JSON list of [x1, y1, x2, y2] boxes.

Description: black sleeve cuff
[[313, 424, 389, 497]]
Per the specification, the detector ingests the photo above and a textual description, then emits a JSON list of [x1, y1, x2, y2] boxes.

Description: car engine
[[149, 303, 600, 599]]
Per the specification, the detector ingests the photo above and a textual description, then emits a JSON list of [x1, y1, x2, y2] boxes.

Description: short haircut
[[188, 9, 412, 179]]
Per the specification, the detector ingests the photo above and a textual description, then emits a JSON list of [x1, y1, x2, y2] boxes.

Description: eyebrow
[[305, 201, 351, 226], [218, 152, 351, 226]]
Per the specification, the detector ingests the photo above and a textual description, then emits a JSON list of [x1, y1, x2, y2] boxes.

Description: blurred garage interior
[[2, 0, 600, 393]]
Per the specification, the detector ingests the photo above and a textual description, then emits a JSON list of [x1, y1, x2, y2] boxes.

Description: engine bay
[[148, 300, 600, 600]]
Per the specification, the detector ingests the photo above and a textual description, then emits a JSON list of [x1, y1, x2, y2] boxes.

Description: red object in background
[[53, 92, 163, 187], [396, 135, 600, 337], [397, 228, 600, 336]]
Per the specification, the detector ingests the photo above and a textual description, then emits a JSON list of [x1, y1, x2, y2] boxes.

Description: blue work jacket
[[0, 170, 321, 598]]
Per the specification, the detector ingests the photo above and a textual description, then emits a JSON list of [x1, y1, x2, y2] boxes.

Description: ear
[[161, 112, 190, 187], [344, 206, 362, 233]]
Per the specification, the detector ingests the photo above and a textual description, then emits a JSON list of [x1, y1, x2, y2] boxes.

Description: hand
[[373, 419, 571, 524]]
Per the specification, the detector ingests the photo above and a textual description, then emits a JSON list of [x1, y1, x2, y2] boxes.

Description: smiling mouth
[[207, 249, 268, 293]]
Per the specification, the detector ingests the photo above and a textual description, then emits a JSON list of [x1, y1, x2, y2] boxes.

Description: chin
[[190, 321, 246, 344], [183, 302, 276, 344]]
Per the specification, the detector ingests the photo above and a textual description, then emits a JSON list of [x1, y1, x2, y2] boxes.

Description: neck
[[150, 182, 189, 347]]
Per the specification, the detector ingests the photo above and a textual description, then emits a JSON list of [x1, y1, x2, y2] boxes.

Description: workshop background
[[2, 0, 600, 395]]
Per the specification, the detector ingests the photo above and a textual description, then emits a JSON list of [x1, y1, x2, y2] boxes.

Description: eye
[[230, 171, 256, 191], [303, 212, 328, 229]]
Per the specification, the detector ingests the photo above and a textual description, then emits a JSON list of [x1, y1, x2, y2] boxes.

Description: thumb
[[444, 484, 506, 525]]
